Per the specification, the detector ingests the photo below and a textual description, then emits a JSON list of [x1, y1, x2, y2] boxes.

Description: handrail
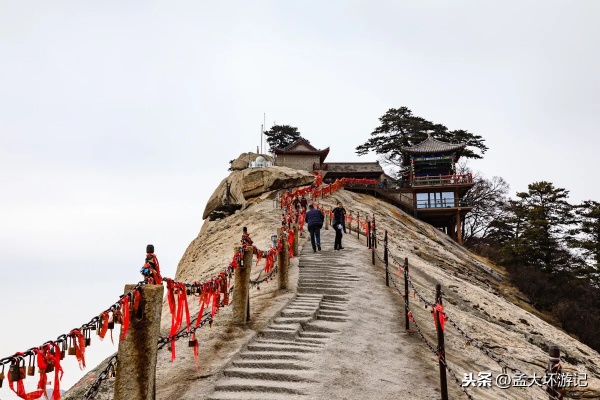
[[412, 174, 473, 187]]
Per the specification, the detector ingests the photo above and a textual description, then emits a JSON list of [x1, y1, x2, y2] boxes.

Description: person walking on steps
[[332, 202, 346, 250], [305, 204, 324, 252]]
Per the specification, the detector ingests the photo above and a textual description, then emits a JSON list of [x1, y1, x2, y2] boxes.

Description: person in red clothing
[[300, 195, 308, 211], [140, 244, 162, 284]]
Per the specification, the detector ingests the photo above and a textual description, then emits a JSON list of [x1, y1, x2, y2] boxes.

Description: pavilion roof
[[400, 136, 466, 155], [274, 139, 330, 163]]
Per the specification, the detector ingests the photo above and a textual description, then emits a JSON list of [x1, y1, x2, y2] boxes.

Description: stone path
[[207, 228, 441, 400]]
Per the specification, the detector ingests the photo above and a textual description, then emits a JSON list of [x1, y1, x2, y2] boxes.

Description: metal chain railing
[[157, 285, 234, 349], [376, 230, 563, 400], [84, 354, 118, 400], [250, 265, 278, 287]]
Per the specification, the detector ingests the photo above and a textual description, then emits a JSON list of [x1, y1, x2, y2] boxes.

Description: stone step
[[294, 337, 329, 345], [322, 295, 349, 303], [254, 339, 324, 348], [213, 377, 310, 395], [301, 322, 340, 333], [273, 316, 314, 324], [267, 323, 301, 331], [297, 284, 350, 290], [223, 367, 314, 382], [318, 310, 348, 317], [295, 294, 323, 299], [246, 343, 319, 354], [238, 351, 311, 361], [280, 310, 317, 318], [297, 287, 348, 295], [259, 329, 298, 340], [317, 315, 348, 322], [232, 359, 312, 370], [298, 332, 332, 339], [319, 305, 346, 311], [208, 391, 309, 400]]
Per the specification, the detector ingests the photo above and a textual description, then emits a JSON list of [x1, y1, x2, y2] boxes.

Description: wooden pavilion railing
[[412, 174, 473, 187]]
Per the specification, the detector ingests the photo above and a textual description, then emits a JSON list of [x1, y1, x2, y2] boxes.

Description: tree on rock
[[497, 181, 575, 271], [264, 124, 309, 152], [568, 200, 600, 284], [355, 107, 488, 168]]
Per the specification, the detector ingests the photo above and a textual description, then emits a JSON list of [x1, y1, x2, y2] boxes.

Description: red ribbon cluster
[[432, 303, 448, 331]]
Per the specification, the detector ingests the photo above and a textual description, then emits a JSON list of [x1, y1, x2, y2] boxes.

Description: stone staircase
[[207, 240, 358, 399]]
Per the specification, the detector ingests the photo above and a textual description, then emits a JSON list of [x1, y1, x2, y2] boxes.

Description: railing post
[[324, 208, 329, 230], [435, 284, 448, 400], [384, 231, 389, 287], [367, 221, 372, 249], [278, 231, 290, 290], [371, 236, 375, 265], [404, 258, 409, 330], [357, 212, 360, 240], [292, 223, 299, 257], [114, 284, 164, 400], [547, 345, 563, 399], [372, 215, 377, 249], [233, 245, 252, 325]]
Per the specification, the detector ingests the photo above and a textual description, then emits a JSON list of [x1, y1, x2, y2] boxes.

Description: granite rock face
[[202, 166, 314, 220]]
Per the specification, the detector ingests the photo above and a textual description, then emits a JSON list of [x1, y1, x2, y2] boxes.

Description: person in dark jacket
[[305, 204, 325, 252], [332, 202, 346, 250]]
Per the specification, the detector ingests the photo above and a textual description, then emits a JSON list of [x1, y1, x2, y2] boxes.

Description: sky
[[1, 0, 599, 395]]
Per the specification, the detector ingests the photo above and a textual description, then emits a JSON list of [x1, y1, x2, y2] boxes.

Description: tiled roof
[[279, 138, 319, 152], [400, 136, 466, 155]]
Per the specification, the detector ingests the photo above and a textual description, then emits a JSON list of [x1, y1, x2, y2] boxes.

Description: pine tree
[[569, 200, 600, 284], [264, 125, 305, 152], [355, 107, 487, 168], [501, 182, 575, 271]]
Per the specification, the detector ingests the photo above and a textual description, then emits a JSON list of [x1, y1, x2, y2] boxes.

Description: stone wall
[[274, 154, 320, 172]]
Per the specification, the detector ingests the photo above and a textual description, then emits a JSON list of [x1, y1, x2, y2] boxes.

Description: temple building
[[273, 139, 330, 172], [400, 135, 474, 243], [273, 139, 385, 181]]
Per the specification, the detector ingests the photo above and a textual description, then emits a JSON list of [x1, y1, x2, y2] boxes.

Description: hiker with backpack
[[305, 204, 325, 252]]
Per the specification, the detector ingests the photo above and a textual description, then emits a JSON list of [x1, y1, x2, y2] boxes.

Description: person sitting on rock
[[305, 204, 324, 252], [140, 244, 162, 284]]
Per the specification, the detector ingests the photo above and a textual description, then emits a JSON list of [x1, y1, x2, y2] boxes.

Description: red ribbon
[[8, 352, 45, 399], [432, 304, 448, 331], [69, 329, 86, 369], [119, 296, 130, 341], [98, 311, 109, 340]]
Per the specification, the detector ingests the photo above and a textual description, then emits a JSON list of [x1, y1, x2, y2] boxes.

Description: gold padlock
[[0, 364, 5, 387], [19, 358, 27, 380], [68, 337, 77, 356], [8, 362, 19, 382]]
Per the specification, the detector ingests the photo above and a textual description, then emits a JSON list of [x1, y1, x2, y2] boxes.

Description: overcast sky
[[1, 0, 599, 394]]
